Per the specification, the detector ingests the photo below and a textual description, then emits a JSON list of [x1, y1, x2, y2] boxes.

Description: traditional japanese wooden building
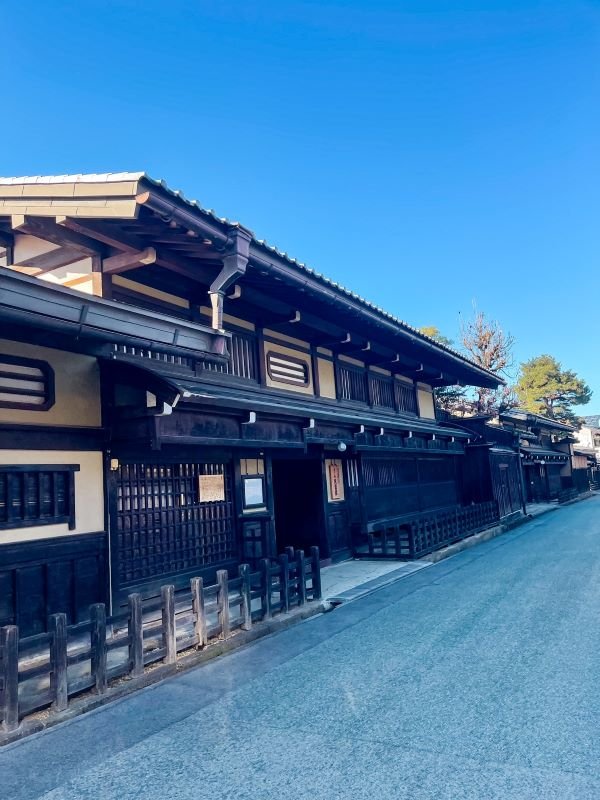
[[451, 408, 586, 513], [0, 172, 503, 633]]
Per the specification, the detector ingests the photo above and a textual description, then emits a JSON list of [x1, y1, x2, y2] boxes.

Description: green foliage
[[516, 355, 592, 425], [419, 325, 453, 348]]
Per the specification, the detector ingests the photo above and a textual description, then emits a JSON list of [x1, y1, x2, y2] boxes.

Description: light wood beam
[[102, 247, 157, 275]]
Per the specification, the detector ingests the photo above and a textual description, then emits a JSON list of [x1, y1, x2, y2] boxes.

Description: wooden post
[[161, 585, 176, 665], [368, 533, 375, 555], [310, 546, 322, 600], [90, 603, 107, 694], [191, 577, 207, 648], [128, 593, 144, 677], [279, 554, 290, 613], [238, 564, 252, 631], [0, 625, 19, 732], [49, 613, 68, 712], [296, 550, 306, 606], [393, 527, 401, 557], [216, 570, 230, 639], [260, 558, 272, 620]]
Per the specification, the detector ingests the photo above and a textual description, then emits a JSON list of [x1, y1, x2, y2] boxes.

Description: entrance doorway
[[271, 458, 326, 556]]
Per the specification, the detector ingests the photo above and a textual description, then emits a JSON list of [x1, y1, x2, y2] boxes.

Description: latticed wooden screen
[[116, 462, 236, 586]]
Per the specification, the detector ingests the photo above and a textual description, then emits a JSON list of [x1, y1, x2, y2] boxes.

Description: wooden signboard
[[198, 474, 225, 503], [326, 459, 345, 502]]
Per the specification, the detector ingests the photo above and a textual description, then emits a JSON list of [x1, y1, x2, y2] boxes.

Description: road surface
[[2, 496, 600, 799]]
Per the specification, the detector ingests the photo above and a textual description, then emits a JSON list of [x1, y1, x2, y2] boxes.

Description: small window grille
[[266, 351, 309, 386], [0, 355, 54, 410], [0, 465, 79, 530], [345, 458, 360, 488]]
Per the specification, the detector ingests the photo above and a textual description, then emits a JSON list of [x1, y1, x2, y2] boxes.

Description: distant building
[[574, 415, 600, 463]]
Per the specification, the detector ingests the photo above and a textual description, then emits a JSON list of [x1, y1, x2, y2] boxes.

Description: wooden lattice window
[[0, 355, 54, 410], [116, 461, 236, 586], [0, 465, 79, 530], [198, 331, 258, 381], [369, 373, 395, 409], [336, 362, 369, 404], [395, 381, 418, 415]]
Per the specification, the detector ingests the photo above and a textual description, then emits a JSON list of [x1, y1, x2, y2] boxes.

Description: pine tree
[[516, 355, 592, 425]]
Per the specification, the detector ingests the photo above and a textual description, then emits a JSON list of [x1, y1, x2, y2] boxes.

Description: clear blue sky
[[3, 1, 599, 408]]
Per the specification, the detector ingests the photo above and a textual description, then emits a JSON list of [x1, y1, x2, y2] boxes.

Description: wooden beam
[[58, 217, 218, 284], [102, 247, 157, 275], [56, 217, 146, 253], [11, 215, 102, 257], [13, 246, 86, 273], [260, 309, 302, 329]]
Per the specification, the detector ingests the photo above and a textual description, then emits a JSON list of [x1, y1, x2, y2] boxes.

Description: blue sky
[[2, 1, 599, 408]]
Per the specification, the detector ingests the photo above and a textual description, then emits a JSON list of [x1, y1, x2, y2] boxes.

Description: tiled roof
[[0, 171, 499, 381], [501, 409, 575, 432], [583, 415, 600, 428]]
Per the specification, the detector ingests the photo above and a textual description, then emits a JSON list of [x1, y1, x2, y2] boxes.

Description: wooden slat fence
[[0, 547, 321, 733], [366, 502, 499, 560]]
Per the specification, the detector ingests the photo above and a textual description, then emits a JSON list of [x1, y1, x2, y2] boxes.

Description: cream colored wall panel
[[417, 386, 436, 419], [317, 358, 336, 399], [338, 354, 364, 368], [0, 339, 101, 427], [262, 329, 309, 350], [113, 275, 190, 309], [0, 450, 104, 543], [199, 306, 255, 331], [14, 233, 59, 262]]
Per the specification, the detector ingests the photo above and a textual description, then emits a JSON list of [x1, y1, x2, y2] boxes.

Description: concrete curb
[[0, 602, 323, 747]]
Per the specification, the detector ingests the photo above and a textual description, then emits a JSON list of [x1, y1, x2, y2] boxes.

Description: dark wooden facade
[[448, 408, 584, 514], [0, 173, 505, 627]]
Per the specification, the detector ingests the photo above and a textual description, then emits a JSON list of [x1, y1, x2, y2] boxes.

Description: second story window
[[336, 361, 369, 404], [394, 381, 418, 415], [199, 331, 258, 381]]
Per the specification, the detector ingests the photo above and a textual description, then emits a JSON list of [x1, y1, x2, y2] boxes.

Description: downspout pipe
[[208, 226, 252, 330]]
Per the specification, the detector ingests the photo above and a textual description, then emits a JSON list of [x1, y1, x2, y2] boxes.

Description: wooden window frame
[[335, 360, 369, 405], [0, 354, 55, 411], [0, 464, 79, 531], [266, 350, 310, 387]]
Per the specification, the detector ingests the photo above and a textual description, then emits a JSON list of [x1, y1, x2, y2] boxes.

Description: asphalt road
[[3, 497, 600, 799]]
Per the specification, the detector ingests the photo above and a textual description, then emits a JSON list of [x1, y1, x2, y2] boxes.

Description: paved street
[[3, 497, 600, 800]]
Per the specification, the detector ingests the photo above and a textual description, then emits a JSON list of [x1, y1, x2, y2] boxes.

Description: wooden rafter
[[57, 217, 220, 284], [11, 215, 103, 257]]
